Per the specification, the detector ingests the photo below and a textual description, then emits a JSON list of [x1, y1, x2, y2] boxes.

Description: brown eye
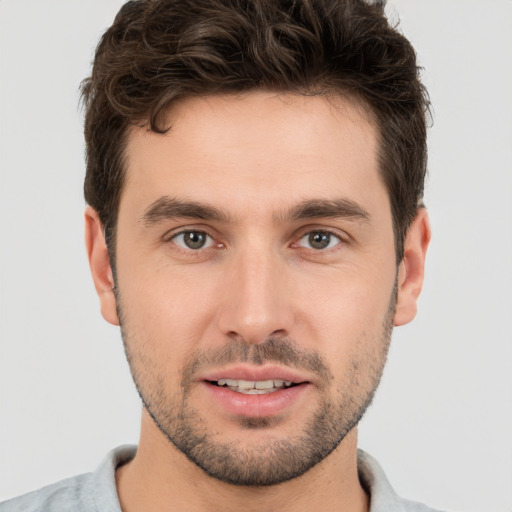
[[172, 230, 214, 250], [297, 231, 340, 250]]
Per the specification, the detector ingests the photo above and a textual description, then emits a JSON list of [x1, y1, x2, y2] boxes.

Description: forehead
[[121, 91, 387, 220]]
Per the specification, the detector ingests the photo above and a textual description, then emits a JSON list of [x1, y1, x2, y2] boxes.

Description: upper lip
[[199, 364, 312, 385]]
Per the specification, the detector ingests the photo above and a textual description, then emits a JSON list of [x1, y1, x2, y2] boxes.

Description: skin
[[85, 92, 430, 512]]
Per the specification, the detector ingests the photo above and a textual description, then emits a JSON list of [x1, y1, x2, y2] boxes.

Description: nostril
[[225, 331, 247, 343]]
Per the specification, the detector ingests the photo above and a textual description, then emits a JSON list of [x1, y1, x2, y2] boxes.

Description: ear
[[394, 208, 431, 326], [84, 207, 120, 326]]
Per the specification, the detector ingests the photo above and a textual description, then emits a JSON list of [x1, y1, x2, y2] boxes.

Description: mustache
[[182, 337, 333, 384]]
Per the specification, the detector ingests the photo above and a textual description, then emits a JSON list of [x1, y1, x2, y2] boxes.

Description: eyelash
[[165, 229, 220, 253], [165, 226, 349, 257], [293, 230, 345, 251]]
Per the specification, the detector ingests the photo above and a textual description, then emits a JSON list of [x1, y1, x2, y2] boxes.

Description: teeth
[[217, 379, 238, 387], [216, 379, 295, 393], [238, 380, 254, 390], [255, 380, 274, 390]]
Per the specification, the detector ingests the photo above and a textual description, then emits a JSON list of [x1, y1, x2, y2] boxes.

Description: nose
[[216, 247, 294, 345]]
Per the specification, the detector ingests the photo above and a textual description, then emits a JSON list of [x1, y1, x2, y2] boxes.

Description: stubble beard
[[117, 294, 395, 487]]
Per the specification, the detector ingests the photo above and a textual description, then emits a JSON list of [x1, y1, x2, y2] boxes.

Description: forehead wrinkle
[[139, 196, 233, 226]]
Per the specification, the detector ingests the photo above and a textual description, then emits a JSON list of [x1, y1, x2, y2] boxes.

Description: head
[[83, 0, 430, 488], [82, 0, 429, 265]]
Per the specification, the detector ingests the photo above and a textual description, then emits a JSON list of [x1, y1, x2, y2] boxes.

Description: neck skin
[[116, 410, 369, 512]]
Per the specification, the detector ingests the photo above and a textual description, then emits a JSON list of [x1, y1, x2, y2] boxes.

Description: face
[[99, 92, 403, 485]]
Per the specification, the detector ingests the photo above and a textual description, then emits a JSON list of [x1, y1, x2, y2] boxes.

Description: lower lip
[[201, 382, 310, 418]]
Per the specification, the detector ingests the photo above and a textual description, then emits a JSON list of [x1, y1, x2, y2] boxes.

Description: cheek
[[304, 278, 394, 399], [293, 264, 396, 356], [115, 254, 233, 363]]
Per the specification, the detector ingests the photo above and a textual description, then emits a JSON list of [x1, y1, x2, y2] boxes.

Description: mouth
[[199, 367, 312, 418], [208, 379, 299, 395]]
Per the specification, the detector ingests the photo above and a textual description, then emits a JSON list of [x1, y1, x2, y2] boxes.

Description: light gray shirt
[[0, 446, 443, 511]]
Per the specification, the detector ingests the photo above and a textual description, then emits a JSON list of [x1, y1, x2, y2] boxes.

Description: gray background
[[1, 1, 511, 510]]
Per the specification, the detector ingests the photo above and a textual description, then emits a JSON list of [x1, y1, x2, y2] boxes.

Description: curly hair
[[81, 0, 430, 261]]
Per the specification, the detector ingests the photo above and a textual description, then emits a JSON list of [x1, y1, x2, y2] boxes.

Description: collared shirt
[[0, 446, 444, 511]]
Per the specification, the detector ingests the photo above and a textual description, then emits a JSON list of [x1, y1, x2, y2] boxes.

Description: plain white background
[[0, 1, 511, 510]]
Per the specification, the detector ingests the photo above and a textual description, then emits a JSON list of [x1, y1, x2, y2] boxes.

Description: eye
[[296, 230, 341, 250], [171, 230, 216, 250]]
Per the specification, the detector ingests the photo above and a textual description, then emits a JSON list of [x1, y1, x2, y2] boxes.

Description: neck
[[116, 411, 369, 512]]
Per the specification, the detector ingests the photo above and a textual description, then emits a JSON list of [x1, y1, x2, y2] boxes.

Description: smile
[[198, 365, 313, 417], [212, 379, 296, 394]]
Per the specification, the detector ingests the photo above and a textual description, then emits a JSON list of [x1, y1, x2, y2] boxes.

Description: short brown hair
[[81, 0, 430, 261]]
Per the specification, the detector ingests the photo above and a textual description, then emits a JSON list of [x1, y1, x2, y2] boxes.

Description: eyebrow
[[140, 196, 370, 227], [140, 196, 232, 226], [283, 198, 371, 223]]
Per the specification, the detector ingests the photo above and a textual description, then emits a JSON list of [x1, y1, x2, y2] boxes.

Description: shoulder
[[357, 450, 446, 512], [0, 445, 136, 512], [0, 473, 95, 512]]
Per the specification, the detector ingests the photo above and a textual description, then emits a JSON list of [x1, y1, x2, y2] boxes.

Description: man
[[1, 0, 437, 511]]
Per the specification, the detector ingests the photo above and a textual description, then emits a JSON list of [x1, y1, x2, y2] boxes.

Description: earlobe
[[84, 207, 120, 326], [394, 208, 431, 327]]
